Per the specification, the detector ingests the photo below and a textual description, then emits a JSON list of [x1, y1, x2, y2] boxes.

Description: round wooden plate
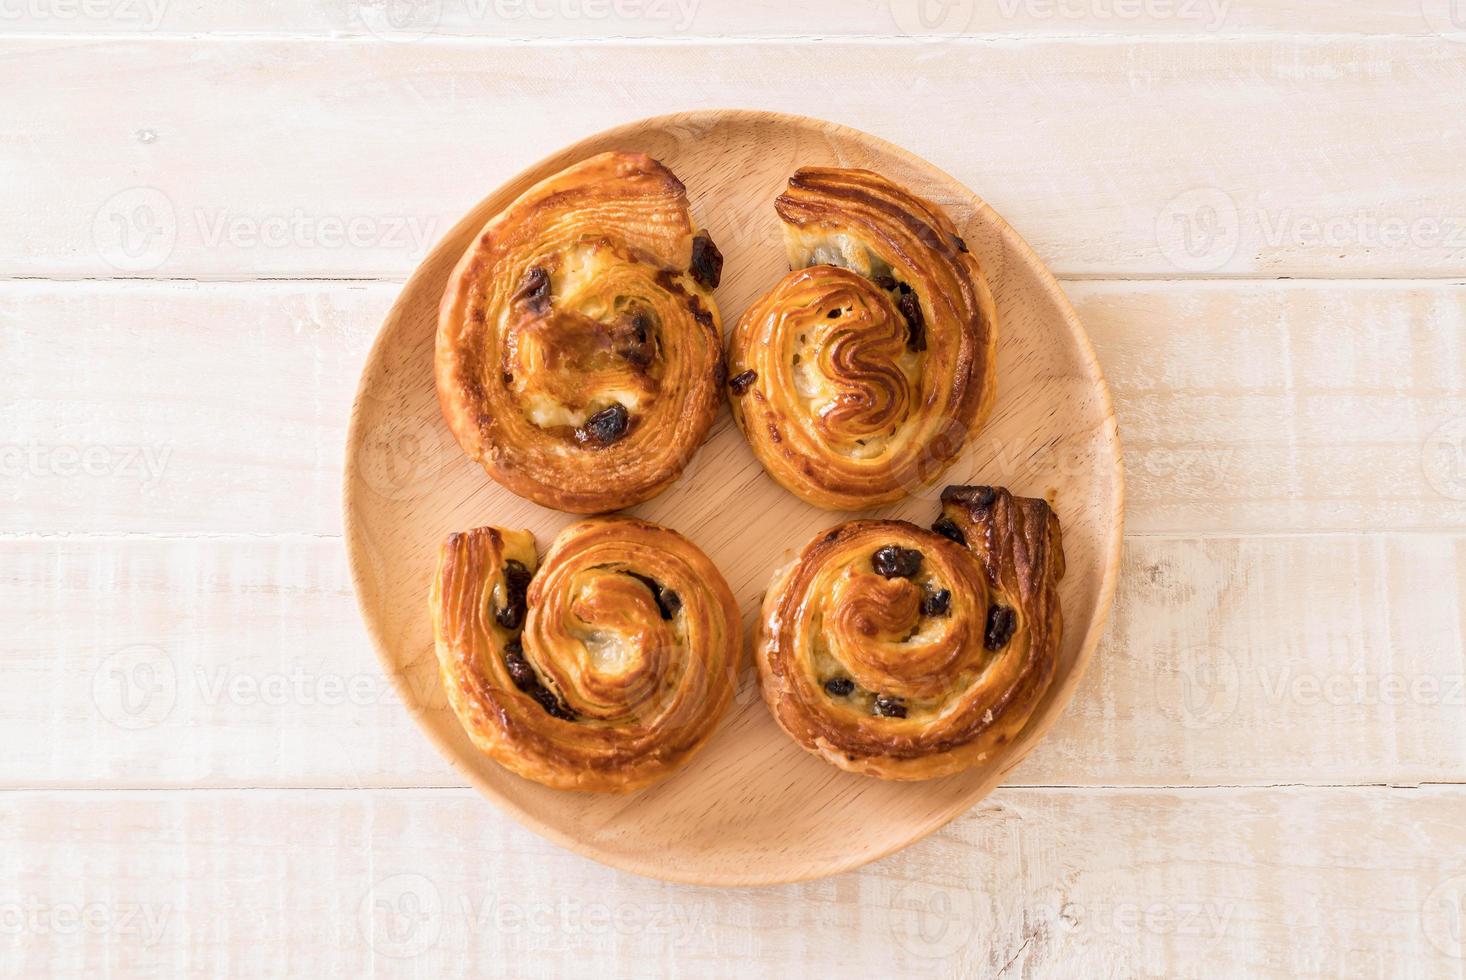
[[343, 110, 1123, 886]]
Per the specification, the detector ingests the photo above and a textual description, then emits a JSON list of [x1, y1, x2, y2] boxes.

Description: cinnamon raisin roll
[[431, 516, 742, 792], [727, 168, 996, 510], [437, 151, 725, 514], [756, 486, 1063, 781]]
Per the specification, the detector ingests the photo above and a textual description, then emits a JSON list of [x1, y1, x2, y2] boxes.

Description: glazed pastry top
[[437, 151, 725, 514], [756, 486, 1064, 781]]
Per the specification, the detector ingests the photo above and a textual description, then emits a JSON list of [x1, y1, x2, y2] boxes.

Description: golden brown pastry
[[756, 485, 1063, 780], [431, 516, 742, 792], [437, 151, 726, 514], [727, 168, 997, 510]]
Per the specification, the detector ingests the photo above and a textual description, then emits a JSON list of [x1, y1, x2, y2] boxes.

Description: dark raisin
[[920, 588, 952, 618], [503, 650, 538, 691], [728, 369, 757, 395], [688, 295, 714, 329], [530, 685, 576, 721], [827, 308, 841, 319], [689, 232, 723, 290], [514, 266, 551, 312], [503, 643, 576, 720], [574, 404, 630, 447], [985, 605, 1017, 651], [872, 274, 897, 291], [931, 517, 967, 547], [953, 235, 969, 253], [873, 695, 908, 718], [626, 572, 680, 620], [824, 677, 855, 697], [502, 372, 514, 385], [871, 545, 923, 579], [615, 312, 655, 368], [493, 559, 532, 630], [897, 288, 926, 352]]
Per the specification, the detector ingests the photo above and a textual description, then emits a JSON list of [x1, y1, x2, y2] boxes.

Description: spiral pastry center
[[821, 567, 981, 701], [540, 569, 681, 723], [505, 246, 672, 432], [791, 275, 917, 458]]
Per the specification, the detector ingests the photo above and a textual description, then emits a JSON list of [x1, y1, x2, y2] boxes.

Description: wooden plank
[[0, 0, 1449, 39], [6, 532, 1462, 788], [1072, 279, 1466, 534], [5, 38, 1466, 278], [1, 785, 1461, 976], [0, 281, 386, 535], [5, 280, 1463, 536], [1018, 531, 1466, 787], [1, 534, 458, 788]]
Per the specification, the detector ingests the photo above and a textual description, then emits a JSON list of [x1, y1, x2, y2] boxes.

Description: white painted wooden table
[[6, 3, 1466, 976]]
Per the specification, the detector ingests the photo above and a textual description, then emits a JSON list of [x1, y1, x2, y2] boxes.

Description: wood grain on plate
[[342, 110, 1123, 884]]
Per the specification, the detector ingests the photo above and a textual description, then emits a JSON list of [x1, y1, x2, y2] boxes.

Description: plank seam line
[[3, 530, 1463, 543], [4, 32, 1464, 45], [0, 782, 1460, 793], [3, 275, 1466, 287]]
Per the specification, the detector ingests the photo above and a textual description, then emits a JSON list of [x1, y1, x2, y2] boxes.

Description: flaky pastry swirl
[[727, 168, 997, 510], [431, 517, 743, 792], [756, 486, 1063, 780], [437, 151, 726, 514]]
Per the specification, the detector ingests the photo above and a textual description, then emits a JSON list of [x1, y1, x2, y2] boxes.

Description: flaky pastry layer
[[437, 151, 725, 513], [727, 168, 997, 510], [432, 517, 743, 792], [756, 486, 1063, 780]]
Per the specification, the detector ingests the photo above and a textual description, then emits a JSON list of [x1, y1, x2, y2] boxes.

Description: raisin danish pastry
[[727, 168, 996, 510], [431, 516, 742, 792], [437, 151, 725, 514], [756, 485, 1063, 780]]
